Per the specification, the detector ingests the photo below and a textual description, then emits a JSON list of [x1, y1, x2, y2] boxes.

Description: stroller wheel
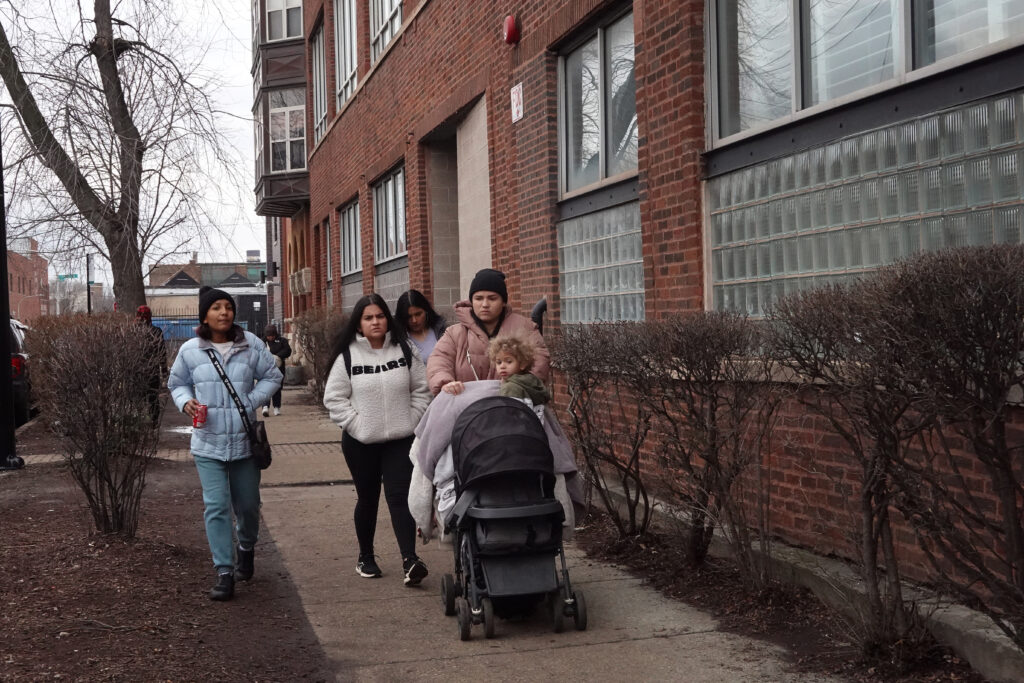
[[551, 593, 566, 634], [572, 590, 588, 631], [441, 574, 457, 616], [481, 597, 495, 639], [456, 597, 472, 641]]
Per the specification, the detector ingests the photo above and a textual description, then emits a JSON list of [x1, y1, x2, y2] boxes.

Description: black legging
[[341, 432, 417, 559]]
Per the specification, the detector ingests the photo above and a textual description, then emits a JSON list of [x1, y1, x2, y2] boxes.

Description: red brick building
[[250, 0, 1024, 583], [7, 238, 49, 323]]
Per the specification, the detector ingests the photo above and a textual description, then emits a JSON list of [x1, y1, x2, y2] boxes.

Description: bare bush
[[291, 307, 346, 404], [27, 314, 160, 537], [551, 322, 654, 536], [768, 281, 927, 654], [645, 312, 781, 587], [877, 245, 1024, 650]]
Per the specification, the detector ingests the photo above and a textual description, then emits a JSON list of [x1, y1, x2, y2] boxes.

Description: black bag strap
[[343, 339, 413, 376], [205, 349, 253, 433]]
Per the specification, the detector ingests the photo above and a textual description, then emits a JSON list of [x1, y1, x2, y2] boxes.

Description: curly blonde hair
[[488, 334, 535, 373]]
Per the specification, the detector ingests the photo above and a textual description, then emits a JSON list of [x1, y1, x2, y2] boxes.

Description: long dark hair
[[395, 289, 443, 338], [326, 293, 398, 371]]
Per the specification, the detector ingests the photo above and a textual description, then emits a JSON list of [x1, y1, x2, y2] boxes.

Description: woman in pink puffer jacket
[[426, 268, 549, 396]]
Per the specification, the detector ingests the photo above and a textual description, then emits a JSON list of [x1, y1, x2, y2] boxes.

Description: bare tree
[[0, 1, 240, 310], [551, 322, 654, 537], [645, 312, 781, 587], [879, 245, 1024, 650], [27, 314, 161, 537], [769, 281, 928, 654]]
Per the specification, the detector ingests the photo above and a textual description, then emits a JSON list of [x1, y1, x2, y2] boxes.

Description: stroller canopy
[[451, 396, 554, 490]]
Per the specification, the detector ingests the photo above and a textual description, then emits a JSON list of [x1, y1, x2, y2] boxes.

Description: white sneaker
[[273, 407, 280, 416], [262, 406, 269, 417]]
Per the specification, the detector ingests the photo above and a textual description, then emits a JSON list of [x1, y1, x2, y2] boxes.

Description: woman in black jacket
[[262, 324, 292, 416]]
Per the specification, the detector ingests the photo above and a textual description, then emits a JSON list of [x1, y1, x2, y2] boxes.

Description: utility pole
[[86, 253, 92, 315], [0, 118, 25, 470]]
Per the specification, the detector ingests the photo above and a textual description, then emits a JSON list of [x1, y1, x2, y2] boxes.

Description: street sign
[[57, 273, 79, 281]]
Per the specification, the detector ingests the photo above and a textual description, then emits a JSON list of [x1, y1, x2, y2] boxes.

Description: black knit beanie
[[198, 285, 236, 322], [469, 268, 508, 302]]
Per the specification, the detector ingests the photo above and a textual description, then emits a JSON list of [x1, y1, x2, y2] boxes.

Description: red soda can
[[193, 404, 207, 428]]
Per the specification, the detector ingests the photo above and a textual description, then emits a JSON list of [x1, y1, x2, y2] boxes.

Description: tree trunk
[[105, 225, 146, 311]]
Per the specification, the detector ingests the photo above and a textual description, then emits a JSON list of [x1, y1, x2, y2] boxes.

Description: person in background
[[167, 286, 282, 601], [395, 289, 447, 361], [136, 305, 167, 424], [426, 268, 549, 396], [322, 294, 432, 585], [262, 324, 291, 416]]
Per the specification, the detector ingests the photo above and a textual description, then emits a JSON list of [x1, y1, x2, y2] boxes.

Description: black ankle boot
[[235, 546, 255, 582], [209, 571, 234, 601]]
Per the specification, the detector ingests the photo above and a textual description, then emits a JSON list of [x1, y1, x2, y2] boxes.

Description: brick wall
[[7, 239, 49, 322]]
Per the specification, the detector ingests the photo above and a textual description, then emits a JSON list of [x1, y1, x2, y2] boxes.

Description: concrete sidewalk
[[257, 387, 837, 682]]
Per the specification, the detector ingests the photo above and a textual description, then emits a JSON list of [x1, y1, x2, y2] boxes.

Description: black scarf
[[471, 308, 506, 339]]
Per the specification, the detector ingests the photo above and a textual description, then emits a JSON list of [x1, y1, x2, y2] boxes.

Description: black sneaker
[[356, 554, 382, 578], [403, 556, 428, 586], [235, 545, 255, 581], [209, 571, 235, 601]]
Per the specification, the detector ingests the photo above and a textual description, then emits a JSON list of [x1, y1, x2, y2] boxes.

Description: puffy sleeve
[[426, 326, 459, 395]]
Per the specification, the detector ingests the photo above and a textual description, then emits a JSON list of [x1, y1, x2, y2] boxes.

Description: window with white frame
[[334, 0, 358, 106], [271, 217, 282, 244], [708, 90, 1024, 316], [373, 167, 406, 263], [340, 201, 361, 274], [267, 0, 302, 41], [269, 89, 305, 172], [311, 26, 327, 142], [370, 0, 402, 63], [715, 0, 1024, 140], [561, 11, 637, 194], [324, 218, 333, 282]]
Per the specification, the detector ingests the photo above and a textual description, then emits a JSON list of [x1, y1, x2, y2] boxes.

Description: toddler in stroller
[[440, 395, 586, 640]]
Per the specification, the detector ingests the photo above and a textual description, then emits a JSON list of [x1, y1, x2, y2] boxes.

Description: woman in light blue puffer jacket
[[168, 286, 282, 601]]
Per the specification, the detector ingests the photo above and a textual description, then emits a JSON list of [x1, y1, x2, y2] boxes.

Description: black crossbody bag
[[205, 349, 272, 470]]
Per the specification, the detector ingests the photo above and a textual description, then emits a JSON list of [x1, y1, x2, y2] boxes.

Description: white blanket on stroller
[[407, 381, 577, 543]]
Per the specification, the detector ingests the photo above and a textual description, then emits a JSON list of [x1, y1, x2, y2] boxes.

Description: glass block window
[[335, 0, 358, 106], [268, 89, 305, 172], [708, 91, 1024, 315], [558, 201, 645, 323], [373, 167, 406, 263], [370, 0, 402, 63], [311, 27, 327, 142], [561, 11, 637, 194], [340, 201, 361, 275]]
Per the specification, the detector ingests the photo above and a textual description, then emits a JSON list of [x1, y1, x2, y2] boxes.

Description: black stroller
[[440, 396, 587, 640]]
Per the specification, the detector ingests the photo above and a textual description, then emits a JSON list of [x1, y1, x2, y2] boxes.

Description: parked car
[[9, 318, 31, 427]]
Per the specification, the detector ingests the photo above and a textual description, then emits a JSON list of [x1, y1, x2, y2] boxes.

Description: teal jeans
[[194, 455, 261, 572]]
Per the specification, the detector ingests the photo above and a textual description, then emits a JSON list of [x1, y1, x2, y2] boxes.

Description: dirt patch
[[575, 511, 987, 683], [0, 459, 334, 682]]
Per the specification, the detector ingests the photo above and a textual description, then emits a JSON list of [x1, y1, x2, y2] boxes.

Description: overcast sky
[[187, 0, 265, 265], [7, 1, 265, 286]]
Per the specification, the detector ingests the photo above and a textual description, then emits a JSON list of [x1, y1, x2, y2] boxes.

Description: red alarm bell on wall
[[503, 15, 520, 45]]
